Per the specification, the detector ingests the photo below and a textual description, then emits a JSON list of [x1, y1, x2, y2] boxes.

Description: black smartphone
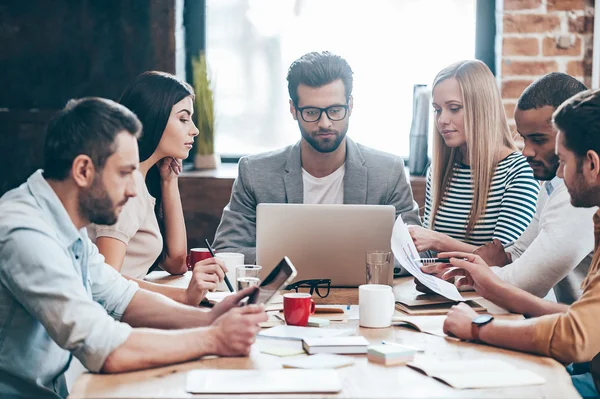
[[247, 256, 298, 305]]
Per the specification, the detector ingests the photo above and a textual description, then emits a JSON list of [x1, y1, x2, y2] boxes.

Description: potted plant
[[192, 51, 219, 169]]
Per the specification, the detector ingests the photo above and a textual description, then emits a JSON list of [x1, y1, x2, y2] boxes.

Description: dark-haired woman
[[89, 71, 226, 305]]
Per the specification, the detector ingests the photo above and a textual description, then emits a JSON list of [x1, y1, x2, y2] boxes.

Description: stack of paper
[[367, 344, 417, 366], [391, 216, 464, 302], [407, 356, 546, 389], [302, 336, 370, 355]]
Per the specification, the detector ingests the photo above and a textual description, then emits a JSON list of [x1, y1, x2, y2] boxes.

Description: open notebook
[[391, 314, 450, 338], [407, 356, 546, 389], [186, 369, 343, 393]]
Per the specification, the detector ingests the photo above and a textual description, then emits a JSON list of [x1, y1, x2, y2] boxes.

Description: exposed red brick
[[547, 0, 585, 11], [502, 60, 558, 76], [569, 15, 594, 34], [567, 60, 592, 77], [504, 102, 517, 120], [502, 80, 534, 99], [504, 0, 542, 10], [542, 36, 582, 56], [503, 37, 539, 56], [503, 14, 560, 33]]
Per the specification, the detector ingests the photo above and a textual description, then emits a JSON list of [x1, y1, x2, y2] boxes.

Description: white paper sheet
[[391, 216, 464, 301]]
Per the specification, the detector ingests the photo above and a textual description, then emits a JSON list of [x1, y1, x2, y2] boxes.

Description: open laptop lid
[[256, 204, 395, 287]]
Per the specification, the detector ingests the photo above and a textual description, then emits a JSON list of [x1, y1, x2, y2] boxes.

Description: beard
[[566, 172, 600, 208], [527, 154, 559, 181], [299, 122, 348, 153], [79, 176, 123, 226]]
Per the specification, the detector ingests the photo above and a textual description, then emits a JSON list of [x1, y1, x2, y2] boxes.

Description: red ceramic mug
[[186, 248, 212, 270], [283, 293, 316, 327]]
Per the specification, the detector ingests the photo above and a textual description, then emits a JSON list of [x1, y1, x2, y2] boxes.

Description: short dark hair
[[287, 51, 353, 105], [517, 72, 587, 111], [553, 88, 600, 159], [43, 97, 142, 180]]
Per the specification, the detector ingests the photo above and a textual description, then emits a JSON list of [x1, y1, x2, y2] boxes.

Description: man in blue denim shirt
[[0, 98, 267, 398]]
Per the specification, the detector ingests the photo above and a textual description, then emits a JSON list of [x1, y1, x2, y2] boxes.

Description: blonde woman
[[409, 60, 539, 253]]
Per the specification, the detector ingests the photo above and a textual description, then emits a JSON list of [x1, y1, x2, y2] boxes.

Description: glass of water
[[366, 251, 393, 286], [236, 265, 262, 291]]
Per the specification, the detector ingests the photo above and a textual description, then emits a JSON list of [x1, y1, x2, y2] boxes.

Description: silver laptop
[[256, 204, 395, 287]]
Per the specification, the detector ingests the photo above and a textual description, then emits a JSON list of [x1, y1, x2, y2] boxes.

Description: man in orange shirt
[[436, 88, 600, 398]]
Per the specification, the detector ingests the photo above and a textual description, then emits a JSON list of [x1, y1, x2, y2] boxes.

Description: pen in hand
[[204, 238, 234, 293]]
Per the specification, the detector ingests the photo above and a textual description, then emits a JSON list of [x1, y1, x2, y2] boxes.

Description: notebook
[[407, 356, 546, 389], [394, 289, 486, 315], [259, 325, 355, 341], [186, 369, 342, 393], [282, 353, 355, 369], [391, 314, 449, 338], [302, 336, 370, 354]]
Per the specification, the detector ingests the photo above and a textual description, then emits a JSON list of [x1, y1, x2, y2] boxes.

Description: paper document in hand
[[391, 216, 464, 302]]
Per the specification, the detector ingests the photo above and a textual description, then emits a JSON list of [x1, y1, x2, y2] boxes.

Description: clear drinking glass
[[366, 251, 393, 286], [236, 265, 262, 291]]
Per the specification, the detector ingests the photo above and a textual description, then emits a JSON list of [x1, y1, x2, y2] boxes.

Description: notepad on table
[[391, 314, 449, 337], [259, 325, 355, 341], [367, 344, 416, 366], [407, 356, 546, 389], [302, 336, 369, 355], [186, 369, 342, 393], [282, 353, 355, 369]]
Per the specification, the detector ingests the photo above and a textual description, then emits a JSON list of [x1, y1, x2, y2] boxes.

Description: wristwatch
[[471, 314, 494, 342]]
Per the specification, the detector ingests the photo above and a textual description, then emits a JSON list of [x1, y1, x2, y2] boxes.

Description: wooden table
[[68, 273, 580, 399]]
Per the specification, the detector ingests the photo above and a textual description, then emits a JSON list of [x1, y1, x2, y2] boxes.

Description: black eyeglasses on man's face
[[295, 104, 348, 123], [285, 279, 331, 298]]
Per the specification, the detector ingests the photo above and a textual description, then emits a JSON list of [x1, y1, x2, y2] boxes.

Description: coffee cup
[[186, 248, 212, 270], [359, 284, 395, 328], [215, 253, 244, 291], [283, 293, 316, 327]]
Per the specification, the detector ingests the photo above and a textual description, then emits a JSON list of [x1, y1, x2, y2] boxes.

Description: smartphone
[[247, 256, 297, 305]]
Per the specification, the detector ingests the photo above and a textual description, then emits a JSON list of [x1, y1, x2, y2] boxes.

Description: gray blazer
[[213, 137, 421, 264]]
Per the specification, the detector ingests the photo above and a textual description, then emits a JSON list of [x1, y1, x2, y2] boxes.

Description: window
[[206, 0, 476, 158]]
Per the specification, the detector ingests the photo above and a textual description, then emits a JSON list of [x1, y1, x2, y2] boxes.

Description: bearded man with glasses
[[213, 51, 421, 266]]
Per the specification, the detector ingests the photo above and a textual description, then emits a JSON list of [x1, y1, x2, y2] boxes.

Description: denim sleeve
[[86, 239, 139, 320], [0, 229, 134, 373]]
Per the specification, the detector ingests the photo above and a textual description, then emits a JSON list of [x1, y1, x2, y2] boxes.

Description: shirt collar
[[545, 175, 563, 196], [27, 170, 83, 247]]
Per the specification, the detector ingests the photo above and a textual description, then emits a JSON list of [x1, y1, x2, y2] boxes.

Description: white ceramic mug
[[359, 284, 395, 328], [215, 253, 244, 291]]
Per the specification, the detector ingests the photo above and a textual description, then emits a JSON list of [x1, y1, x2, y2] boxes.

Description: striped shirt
[[424, 152, 540, 246]]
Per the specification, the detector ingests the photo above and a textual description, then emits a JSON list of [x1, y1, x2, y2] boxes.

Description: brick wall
[[0, 0, 179, 195], [499, 0, 594, 129]]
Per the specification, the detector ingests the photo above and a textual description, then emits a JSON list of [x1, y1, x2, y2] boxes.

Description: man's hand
[[208, 302, 267, 357], [443, 302, 479, 340], [436, 252, 506, 300], [209, 286, 257, 322], [473, 239, 511, 266], [408, 225, 446, 252], [184, 258, 228, 306], [414, 262, 447, 294]]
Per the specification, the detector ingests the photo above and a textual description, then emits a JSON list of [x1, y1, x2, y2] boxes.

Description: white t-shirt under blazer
[[302, 163, 345, 204]]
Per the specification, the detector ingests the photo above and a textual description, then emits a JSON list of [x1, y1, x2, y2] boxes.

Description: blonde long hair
[[429, 60, 516, 234]]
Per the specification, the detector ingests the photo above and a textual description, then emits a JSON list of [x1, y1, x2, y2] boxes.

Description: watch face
[[472, 314, 494, 325]]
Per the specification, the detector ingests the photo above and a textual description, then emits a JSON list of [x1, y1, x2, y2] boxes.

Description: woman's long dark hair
[[119, 71, 194, 268]]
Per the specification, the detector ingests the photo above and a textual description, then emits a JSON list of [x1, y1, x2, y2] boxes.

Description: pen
[[414, 257, 467, 264], [347, 303, 351, 310], [204, 238, 234, 293], [381, 340, 424, 352]]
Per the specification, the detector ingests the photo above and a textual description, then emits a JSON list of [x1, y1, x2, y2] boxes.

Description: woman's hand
[[158, 157, 183, 181], [408, 225, 447, 252]]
